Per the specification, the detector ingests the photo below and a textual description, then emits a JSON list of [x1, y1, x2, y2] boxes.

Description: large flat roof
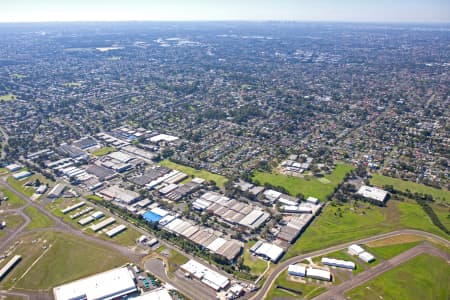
[[53, 267, 136, 300]]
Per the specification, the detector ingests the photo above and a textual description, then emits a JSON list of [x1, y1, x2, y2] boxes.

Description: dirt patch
[[367, 234, 426, 247]]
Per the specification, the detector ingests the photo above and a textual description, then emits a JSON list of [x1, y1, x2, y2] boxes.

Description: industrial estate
[[0, 18, 448, 300]]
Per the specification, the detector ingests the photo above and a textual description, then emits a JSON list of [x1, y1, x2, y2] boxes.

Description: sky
[[0, 0, 449, 23]]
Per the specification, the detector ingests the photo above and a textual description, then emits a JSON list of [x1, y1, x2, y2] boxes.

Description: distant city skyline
[[1, 0, 449, 23]]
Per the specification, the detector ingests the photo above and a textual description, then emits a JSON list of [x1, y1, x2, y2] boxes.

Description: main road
[[252, 229, 449, 300]]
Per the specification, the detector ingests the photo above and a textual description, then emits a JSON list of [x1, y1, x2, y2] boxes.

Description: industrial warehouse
[[192, 191, 270, 231]]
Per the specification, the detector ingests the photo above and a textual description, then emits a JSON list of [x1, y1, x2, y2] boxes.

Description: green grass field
[[252, 163, 354, 200], [284, 200, 449, 260], [266, 270, 327, 300], [346, 254, 449, 300], [0, 93, 17, 101], [0, 188, 26, 208], [159, 160, 229, 188], [243, 241, 269, 275], [370, 174, 450, 203], [91, 146, 116, 156], [6, 176, 34, 197], [167, 249, 188, 273], [24, 206, 54, 230], [7, 173, 54, 198], [0, 213, 25, 239], [367, 241, 422, 260], [0, 231, 129, 290]]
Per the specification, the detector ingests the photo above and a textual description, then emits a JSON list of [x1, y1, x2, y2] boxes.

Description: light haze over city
[[1, 0, 449, 23]]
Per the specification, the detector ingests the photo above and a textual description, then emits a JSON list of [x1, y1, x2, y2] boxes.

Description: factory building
[[48, 184, 66, 198], [181, 260, 229, 291], [249, 241, 284, 262], [98, 185, 140, 205], [53, 267, 137, 300], [356, 185, 388, 204]]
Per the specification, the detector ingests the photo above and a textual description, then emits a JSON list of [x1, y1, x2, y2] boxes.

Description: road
[[252, 229, 449, 300], [314, 242, 449, 300], [0, 176, 142, 262]]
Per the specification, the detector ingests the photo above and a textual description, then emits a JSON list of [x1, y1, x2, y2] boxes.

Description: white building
[[357, 185, 388, 203], [306, 268, 331, 281], [250, 242, 284, 262], [288, 264, 306, 277], [348, 244, 365, 256], [53, 267, 137, 300], [359, 251, 376, 263], [181, 260, 230, 291], [322, 257, 355, 269], [263, 189, 282, 202]]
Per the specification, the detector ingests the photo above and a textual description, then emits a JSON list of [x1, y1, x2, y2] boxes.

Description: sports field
[[159, 159, 228, 188], [252, 163, 354, 200], [346, 254, 449, 300]]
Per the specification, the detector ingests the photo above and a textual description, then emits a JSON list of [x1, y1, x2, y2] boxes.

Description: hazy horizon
[[1, 0, 449, 24]]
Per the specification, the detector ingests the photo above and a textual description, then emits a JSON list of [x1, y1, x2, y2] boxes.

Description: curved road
[[314, 242, 449, 300], [252, 229, 449, 300], [0, 178, 142, 262]]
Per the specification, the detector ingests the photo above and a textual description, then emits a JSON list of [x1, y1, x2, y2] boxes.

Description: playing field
[[252, 163, 354, 200], [0, 231, 129, 290], [346, 254, 449, 300], [159, 159, 228, 188], [370, 174, 450, 203]]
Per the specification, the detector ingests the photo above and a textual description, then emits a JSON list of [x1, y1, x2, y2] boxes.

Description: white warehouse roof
[[181, 260, 229, 291], [357, 185, 388, 202], [253, 242, 284, 262], [306, 268, 331, 281], [348, 244, 365, 255], [53, 267, 137, 300], [288, 264, 306, 277]]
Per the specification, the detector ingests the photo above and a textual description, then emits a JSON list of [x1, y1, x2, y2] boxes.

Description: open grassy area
[[252, 163, 354, 200], [243, 240, 269, 275], [64, 82, 82, 87], [0, 188, 27, 208], [346, 254, 449, 300], [167, 249, 188, 273], [6, 176, 34, 197], [367, 241, 422, 260], [91, 146, 116, 156], [0, 93, 17, 101], [7, 173, 54, 198], [0, 213, 25, 239], [284, 200, 449, 260], [160, 160, 228, 188], [370, 173, 450, 203], [24, 206, 54, 230], [266, 270, 327, 300], [0, 231, 129, 290]]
